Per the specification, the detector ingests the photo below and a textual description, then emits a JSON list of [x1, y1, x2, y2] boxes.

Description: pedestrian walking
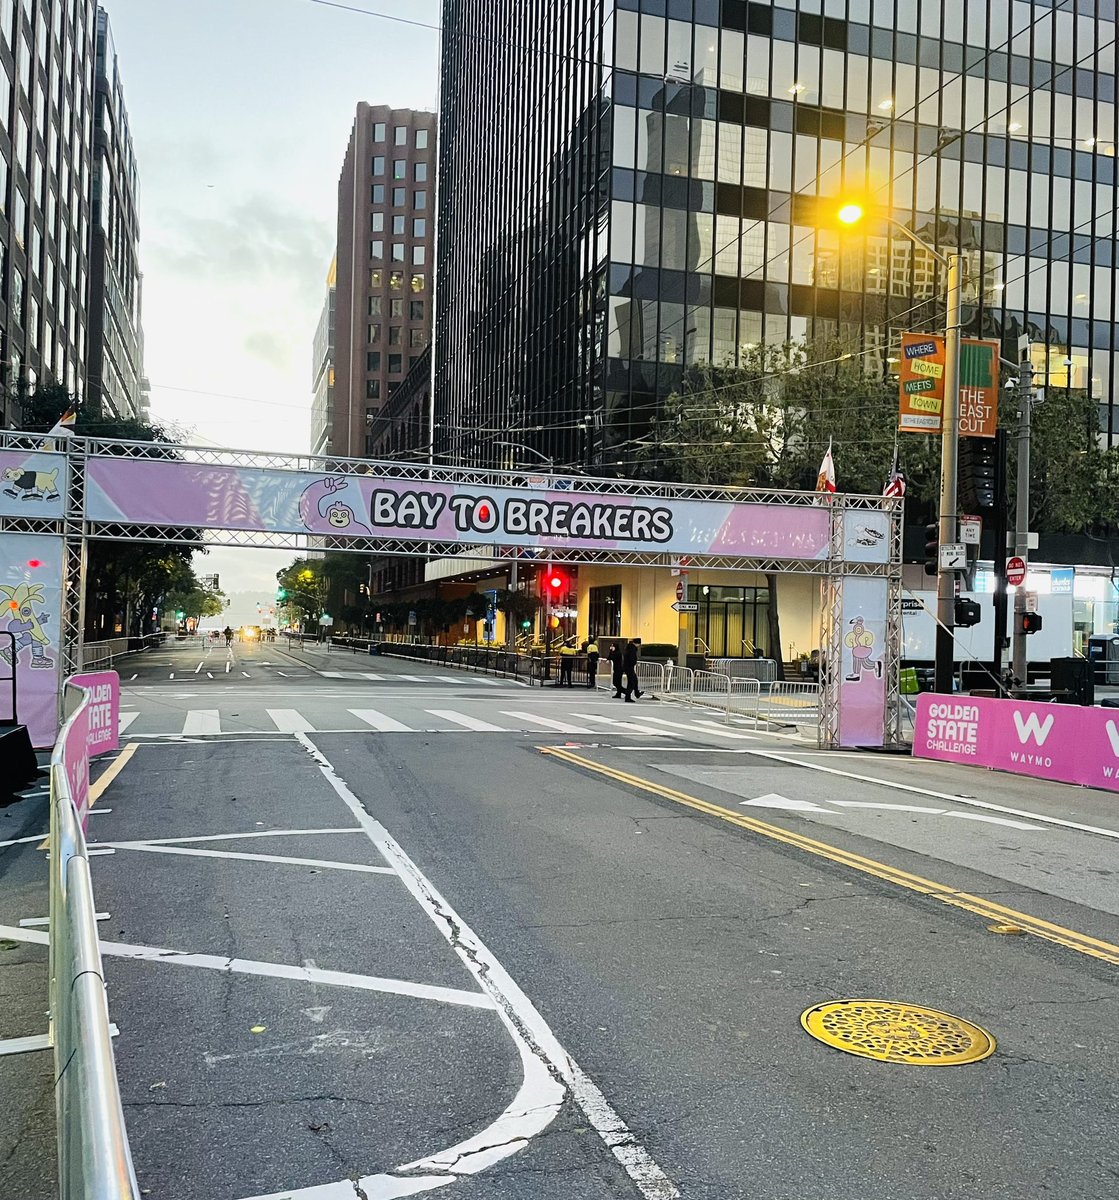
[[623, 637, 643, 702], [584, 636, 600, 688], [558, 640, 577, 686], [608, 642, 624, 697]]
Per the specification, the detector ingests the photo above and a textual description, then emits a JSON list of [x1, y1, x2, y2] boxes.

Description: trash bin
[[1051, 656, 1094, 705], [368, 642, 380, 656]]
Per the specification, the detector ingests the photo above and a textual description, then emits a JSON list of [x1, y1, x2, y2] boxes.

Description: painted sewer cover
[[800, 999, 996, 1066]]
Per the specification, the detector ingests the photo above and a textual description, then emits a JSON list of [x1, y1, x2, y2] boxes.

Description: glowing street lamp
[[837, 200, 963, 694]]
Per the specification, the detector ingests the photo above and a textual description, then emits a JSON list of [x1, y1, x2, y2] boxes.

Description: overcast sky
[[103, 0, 441, 594]]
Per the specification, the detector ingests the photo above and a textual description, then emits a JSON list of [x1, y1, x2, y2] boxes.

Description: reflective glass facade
[[437, 0, 1119, 472]]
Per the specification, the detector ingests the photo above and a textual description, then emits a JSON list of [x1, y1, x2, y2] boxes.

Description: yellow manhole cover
[[801, 1000, 996, 1065]]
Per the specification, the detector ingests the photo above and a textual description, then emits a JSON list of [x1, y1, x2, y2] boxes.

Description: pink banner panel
[[0, 533, 65, 748], [71, 671, 121, 757], [85, 458, 832, 561], [63, 698, 91, 828], [914, 693, 1119, 793]]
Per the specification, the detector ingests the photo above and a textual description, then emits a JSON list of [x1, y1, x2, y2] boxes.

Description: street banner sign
[[958, 339, 1000, 438], [1006, 556, 1027, 586], [672, 601, 699, 613], [898, 334, 946, 432], [899, 335, 1002, 437]]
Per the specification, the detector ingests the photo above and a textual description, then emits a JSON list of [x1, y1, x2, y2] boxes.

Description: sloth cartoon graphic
[[843, 615, 882, 682], [0, 582, 55, 669]]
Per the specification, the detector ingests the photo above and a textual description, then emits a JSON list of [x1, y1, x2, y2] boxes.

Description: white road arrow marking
[[741, 793, 827, 812], [832, 800, 945, 814]]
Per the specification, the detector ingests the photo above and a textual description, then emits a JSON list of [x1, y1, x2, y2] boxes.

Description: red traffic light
[[548, 573, 564, 591]]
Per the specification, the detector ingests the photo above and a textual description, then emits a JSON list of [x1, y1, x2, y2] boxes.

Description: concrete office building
[[310, 257, 336, 457], [0, 0, 99, 427], [331, 103, 436, 458], [86, 5, 142, 420], [435, 0, 1119, 471]]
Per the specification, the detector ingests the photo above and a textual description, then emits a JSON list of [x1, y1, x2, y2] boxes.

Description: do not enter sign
[[1007, 556, 1027, 587], [675, 580, 685, 601]]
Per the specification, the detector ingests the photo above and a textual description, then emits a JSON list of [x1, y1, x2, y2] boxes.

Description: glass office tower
[[436, 0, 1119, 472]]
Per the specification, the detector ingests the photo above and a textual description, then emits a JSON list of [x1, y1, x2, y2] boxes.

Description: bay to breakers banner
[[914, 693, 1119, 794], [0, 532, 65, 747], [85, 458, 834, 561], [0, 449, 68, 518]]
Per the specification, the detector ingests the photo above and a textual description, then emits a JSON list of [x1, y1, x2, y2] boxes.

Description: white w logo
[[1013, 711, 1055, 746], [1107, 720, 1119, 758]]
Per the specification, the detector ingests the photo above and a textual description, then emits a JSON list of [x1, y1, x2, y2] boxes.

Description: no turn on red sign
[[1007, 556, 1027, 587]]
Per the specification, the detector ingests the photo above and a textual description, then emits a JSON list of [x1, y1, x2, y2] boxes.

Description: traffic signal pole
[[934, 253, 963, 695], [1011, 355, 1036, 683]]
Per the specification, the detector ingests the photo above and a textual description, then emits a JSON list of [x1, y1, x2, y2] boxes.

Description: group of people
[[554, 636, 644, 702]]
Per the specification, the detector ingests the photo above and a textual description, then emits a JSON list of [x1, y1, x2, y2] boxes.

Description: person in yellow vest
[[558, 640, 577, 686], [583, 637, 600, 689]]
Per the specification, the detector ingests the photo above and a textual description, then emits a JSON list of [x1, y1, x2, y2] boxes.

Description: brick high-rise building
[[331, 104, 436, 459]]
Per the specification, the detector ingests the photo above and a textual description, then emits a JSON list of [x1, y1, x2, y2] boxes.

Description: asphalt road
[[9, 636, 1119, 1199]]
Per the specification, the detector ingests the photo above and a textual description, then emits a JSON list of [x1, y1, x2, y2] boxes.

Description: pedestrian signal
[[1021, 611, 1043, 635]]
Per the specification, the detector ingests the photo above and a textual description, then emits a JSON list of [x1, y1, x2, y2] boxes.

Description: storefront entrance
[[694, 584, 771, 658]]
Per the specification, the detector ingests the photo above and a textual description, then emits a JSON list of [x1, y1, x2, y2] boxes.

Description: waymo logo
[[1013, 710, 1054, 746], [1106, 721, 1119, 777]]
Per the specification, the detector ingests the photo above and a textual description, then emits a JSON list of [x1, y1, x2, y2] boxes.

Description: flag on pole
[[45, 407, 77, 439], [883, 450, 907, 498], [815, 443, 836, 494]]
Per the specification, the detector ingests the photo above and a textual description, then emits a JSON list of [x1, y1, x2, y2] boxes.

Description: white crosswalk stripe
[[118, 711, 140, 734], [360, 673, 384, 681], [572, 712, 675, 737], [425, 709, 506, 732], [181, 710, 220, 735], [267, 709, 315, 733], [502, 711, 592, 734], [629, 713, 757, 741], [348, 708, 412, 731]]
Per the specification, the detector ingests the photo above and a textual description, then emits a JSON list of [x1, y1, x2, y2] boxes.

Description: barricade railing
[[377, 641, 533, 682], [727, 678, 763, 728], [662, 664, 694, 696], [80, 634, 162, 672], [50, 682, 139, 1200], [634, 660, 667, 696], [707, 657, 778, 684], [759, 681, 820, 727], [690, 670, 732, 722]]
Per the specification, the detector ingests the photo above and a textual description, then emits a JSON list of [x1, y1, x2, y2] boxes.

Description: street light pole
[[1011, 354, 1036, 684], [934, 252, 963, 694]]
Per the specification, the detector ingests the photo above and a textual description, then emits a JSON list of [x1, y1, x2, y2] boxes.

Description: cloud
[[244, 330, 295, 370], [147, 194, 333, 291]]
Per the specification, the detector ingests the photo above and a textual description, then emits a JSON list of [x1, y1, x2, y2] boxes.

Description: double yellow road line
[[541, 746, 1119, 968]]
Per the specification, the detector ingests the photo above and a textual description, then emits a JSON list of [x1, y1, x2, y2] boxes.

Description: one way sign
[[672, 601, 699, 613]]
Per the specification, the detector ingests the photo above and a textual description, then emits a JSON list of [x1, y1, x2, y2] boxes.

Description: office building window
[[410, 329, 425, 347], [416, 128, 429, 149], [410, 300, 424, 320], [389, 271, 403, 290], [414, 190, 426, 209], [368, 296, 382, 315], [389, 326, 401, 345], [374, 122, 385, 141], [393, 187, 406, 205], [371, 212, 384, 232], [392, 214, 405, 234], [372, 184, 384, 203], [410, 273, 425, 292], [412, 245, 426, 265], [367, 378, 381, 400], [415, 161, 428, 182], [13, 188, 25, 248], [367, 351, 381, 371], [391, 298, 403, 317], [394, 125, 407, 145], [391, 243, 405, 262], [389, 354, 403, 374], [393, 159, 406, 179], [11, 267, 24, 325], [372, 155, 385, 176], [368, 323, 381, 344], [413, 218, 426, 237], [370, 269, 382, 287], [370, 239, 384, 260]]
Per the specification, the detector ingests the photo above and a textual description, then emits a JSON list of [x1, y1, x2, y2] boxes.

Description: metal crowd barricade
[[727, 678, 763, 728], [662, 664, 694, 696], [759, 681, 820, 728], [707, 657, 778, 685], [634, 660, 667, 696], [50, 682, 139, 1200], [689, 670, 733, 723]]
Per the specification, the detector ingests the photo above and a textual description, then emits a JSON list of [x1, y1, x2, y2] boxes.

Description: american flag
[[883, 455, 907, 498]]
